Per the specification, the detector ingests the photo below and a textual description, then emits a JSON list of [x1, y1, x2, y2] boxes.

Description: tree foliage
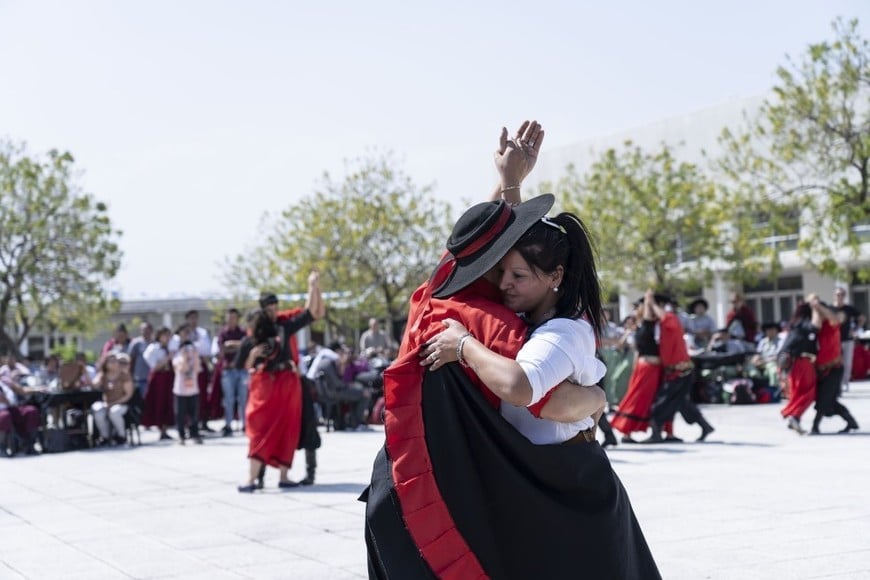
[[717, 17, 870, 279], [0, 140, 122, 356], [223, 151, 452, 340], [545, 141, 723, 297]]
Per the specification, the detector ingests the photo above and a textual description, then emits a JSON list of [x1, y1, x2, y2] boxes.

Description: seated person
[[0, 354, 31, 382], [686, 298, 716, 348], [91, 353, 135, 445], [0, 374, 45, 455], [708, 328, 751, 355], [309, 346, 371, 431], [37, 355, 61, 388], [73, 352, 95, 388], [750, 322, 783, 387]]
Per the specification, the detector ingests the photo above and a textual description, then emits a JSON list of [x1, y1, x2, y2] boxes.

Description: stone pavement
[[2, 382, 869, 580]]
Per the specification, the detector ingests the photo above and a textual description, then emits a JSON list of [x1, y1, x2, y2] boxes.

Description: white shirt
[[143, 343, 171, 369], [168, 326, 211, 357], [306, 348, 340, 380], [500, 318, 607, 445], [0, 379, 17, 410]]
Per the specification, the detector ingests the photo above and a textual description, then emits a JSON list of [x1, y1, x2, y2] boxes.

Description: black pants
[[814, 366, 856, 429], [651, 372, 706, 426], [175, 394, 200, 439], [336, 384, 370, 428]]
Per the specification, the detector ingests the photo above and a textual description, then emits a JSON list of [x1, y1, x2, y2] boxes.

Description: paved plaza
[[2, 382, 870, 580]]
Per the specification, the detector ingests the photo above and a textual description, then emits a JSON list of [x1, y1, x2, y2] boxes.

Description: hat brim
[[432, 195, 554, 299]]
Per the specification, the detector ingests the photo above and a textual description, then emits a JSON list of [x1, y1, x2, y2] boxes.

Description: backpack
[[724, 378, 756, 405]]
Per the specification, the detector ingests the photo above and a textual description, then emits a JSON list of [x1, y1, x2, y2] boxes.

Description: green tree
[[717, 17, 870, 279], [545, 141, 723, 296], [223, 151, 452, 340], [0, 140, 122, 356]]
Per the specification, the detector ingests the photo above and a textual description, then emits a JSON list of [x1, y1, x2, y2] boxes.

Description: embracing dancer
[[362, 122, 660, 580]]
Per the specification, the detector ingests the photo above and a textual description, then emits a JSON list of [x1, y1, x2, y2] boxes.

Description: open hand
[[418, 319, 469, 371], [494, 120, 545, 188]]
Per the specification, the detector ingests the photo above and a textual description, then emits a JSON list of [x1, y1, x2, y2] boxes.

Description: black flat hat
[[259, 293, 278, 308], [431, 194, 555, 299]]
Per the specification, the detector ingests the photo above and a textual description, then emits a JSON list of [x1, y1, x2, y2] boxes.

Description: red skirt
[[611, 359, 662, 435], [852, 342, 870, 381], [781, 357, 817, 419], [205, 361, 225, 419], [142, 369, 175, 427], [245, 369, 302, 468]]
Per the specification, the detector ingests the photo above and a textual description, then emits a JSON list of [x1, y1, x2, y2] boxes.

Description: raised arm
[[489, 120, 545, 205], [811, 297, 840, 325]]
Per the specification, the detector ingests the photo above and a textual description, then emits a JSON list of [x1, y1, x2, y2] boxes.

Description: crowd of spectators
[[0, 311, 397, 457]]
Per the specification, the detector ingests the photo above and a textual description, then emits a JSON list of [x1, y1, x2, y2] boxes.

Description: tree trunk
[[0, 327, 22, 357]]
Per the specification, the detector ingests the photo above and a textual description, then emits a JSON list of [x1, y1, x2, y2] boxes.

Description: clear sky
[[1, 0, 867, 298]]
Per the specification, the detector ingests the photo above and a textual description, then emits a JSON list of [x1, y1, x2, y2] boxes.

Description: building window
[[743, 275, 804, 325]]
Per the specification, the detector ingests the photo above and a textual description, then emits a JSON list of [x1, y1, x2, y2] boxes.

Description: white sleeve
[[515, 319, 606, 407], [197, 329, 212, 357], [143, 344, 164, 369], [167, 335, 180, 354]]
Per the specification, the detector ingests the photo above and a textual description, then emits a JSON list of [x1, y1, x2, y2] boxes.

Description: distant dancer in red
[[779, 298, 820, 435], [611, 293, 663, 442], [810, 300, 859, 434], [236, 271, 325, 492], [725, 292, 758, 343]]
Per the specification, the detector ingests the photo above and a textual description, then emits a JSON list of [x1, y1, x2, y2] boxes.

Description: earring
[[553, 286, 559, 293]]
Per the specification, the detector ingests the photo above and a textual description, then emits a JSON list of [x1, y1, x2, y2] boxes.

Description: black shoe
[[222, 426, 233, 437], [237, 483, 257, 493], [159, 432, 174, 441], [193, 437, 204, 445], [664, 435, 684, 443], [300, 470, 315, 486], [809, 428, 821, 435], [641, 433, 665, 444], [278, 480, 301, 489], [113, 436, 128, 446], [697, 425, 715, 442], [620, 435, 638, 444], [839, 425, 859, 434], [602, 436, 618, 449], [255, 477, 264, 490]]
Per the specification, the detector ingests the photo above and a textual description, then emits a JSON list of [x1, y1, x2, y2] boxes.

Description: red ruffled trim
[[383, 354, 489, 579]]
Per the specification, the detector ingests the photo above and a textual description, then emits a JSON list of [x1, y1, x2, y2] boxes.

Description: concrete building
[[526, 96, 870, 329]]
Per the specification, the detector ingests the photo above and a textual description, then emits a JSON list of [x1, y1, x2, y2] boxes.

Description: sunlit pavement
[[2, 382, 869, 579]]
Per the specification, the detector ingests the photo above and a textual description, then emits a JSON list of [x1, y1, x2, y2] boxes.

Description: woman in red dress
[[141, 327, 176, 440], [611, 294, 663, 442], [780, 299, 821, 434], [237, 271, 325, 492]]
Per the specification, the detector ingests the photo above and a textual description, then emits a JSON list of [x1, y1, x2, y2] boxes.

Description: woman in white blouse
[[421, 211, 606, 445]]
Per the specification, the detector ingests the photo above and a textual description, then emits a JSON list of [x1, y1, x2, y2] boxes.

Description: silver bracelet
[[456, 332, 473, 367]]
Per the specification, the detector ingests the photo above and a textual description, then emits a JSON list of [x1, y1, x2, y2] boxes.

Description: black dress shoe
[[697, 425, 715, 442], [237, 483, 257, 493], [602, 437, 618, 449], [838, 425, 858, 434], [621, 436, 638, 444], [664, 435, 684, 443], [278, 480, 301, 489]]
